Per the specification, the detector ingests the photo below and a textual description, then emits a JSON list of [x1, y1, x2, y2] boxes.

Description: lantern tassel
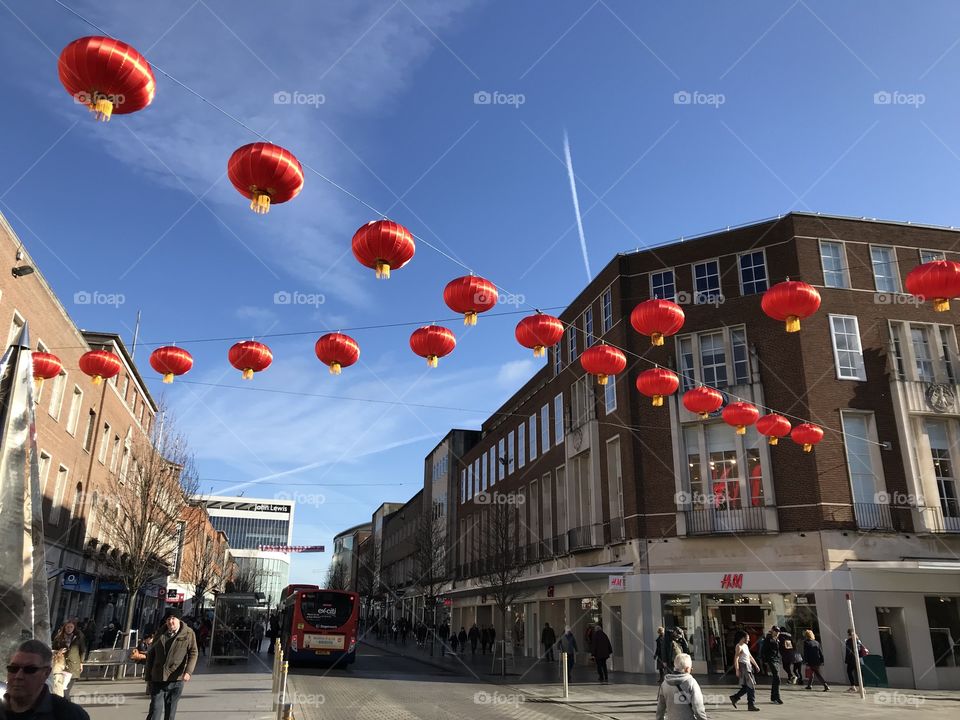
[[464, 311, 478, 326], [162, 373, 174, 384], [533, 345, 545, 358], [91, 96, 113, 122], [596, 374, 608, 386], [803, 443, 813, 452], [329, 362, 342, 376], [699, 412, 709, 420], [250, 191, 271, 214], [375, 261, 391, 280], [736, 426, 747, 435], [768, 436, 779, 446], [34, 378, 44, 394], [652, 395, 663, 407], [651, 332, 664, 346], [427, 355, 438, 368], [242, 368, 254, 380], [785, 315, 800, 332], [934, 297, 950, 312], [92, 375, 103, 385]]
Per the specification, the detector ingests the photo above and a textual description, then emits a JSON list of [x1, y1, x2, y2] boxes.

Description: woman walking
[[844, 629, 867, 693], [51, 619, 86, 698], [729, 630, 760, 711], [802, 629, 829, 691]]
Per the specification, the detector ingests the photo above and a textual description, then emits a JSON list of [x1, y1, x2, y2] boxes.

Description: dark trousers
[[595, 656, 608, 681], [731, 681, 755, 706], [846, 661, 858, 686], [147, 681, 184, 720], [770, 666, 782, 701], [806, 666, 828, 688], [471, 639, 478, 654], [544, 644, 554, 661]]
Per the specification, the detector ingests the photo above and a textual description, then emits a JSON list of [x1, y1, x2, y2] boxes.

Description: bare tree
[[99, 414, 198, 644], [410, 512, 446, 642], [477, 499, 528, 675], [183, 509, 226, 613], [325, 560, 348, 590], [227, 562, 266, 595], [355, 537, 376, 625]]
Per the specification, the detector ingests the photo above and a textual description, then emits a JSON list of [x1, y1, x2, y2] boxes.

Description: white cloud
[[496, 358, 537, 387]]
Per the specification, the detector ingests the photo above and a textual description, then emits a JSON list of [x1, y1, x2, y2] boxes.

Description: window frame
[[692, 258, 722, 305], [529, 414, 538, 460], [650, 268, 676, 302], [819, 239, 850, 289], [828, 314, 867, 381], [554, 393, 564, 445], [66, 386, 83, 436], [840, 411, 885, 505], [920, 249, 946, 264], [869, 244, 901, 293], [738, 249, 769, 296], [675, 325, 750, 390], [604, 374, 617, 414], [601, 289, 613, 333]]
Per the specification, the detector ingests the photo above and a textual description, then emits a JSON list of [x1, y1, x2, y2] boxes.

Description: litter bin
[[861, 655, 888, 687]]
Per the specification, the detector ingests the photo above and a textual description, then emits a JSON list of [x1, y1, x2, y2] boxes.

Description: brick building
[[441, 213, 960, 690], [380, 490, 422, 621], [330, 521, 371, 591]]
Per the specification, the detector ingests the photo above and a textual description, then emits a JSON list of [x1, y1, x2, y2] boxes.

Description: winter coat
[[802, 638, 825, 667], [655, 672, 709, 720], [468, 626, 480, 642], [844, 637, 866, 664], [761, 634, 781, 667], [778, 632, 802, 665], [52, 632, 86, 675], [558, 631, 577, 655], [145, 624, 199, 682], [660, 631, 690, 667], [590, 628, 613, 660], [541, 625, 556, 647], [0, 685, 91, 719]]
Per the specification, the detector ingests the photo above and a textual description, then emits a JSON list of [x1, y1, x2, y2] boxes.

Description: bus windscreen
[[300, 591, 354, 629]]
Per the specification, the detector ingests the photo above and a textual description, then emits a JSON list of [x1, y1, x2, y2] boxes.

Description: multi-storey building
[[444, 213, 960, 691], [330, 521, 371, 591], [369, 500, 405, 614], [380, 491, 423, 622], [167, 503, 232, 615]]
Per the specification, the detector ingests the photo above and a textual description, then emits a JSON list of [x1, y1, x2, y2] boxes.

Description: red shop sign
[[720, 573, 743, 590]]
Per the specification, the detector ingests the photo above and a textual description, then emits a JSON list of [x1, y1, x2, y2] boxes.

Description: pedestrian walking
[[50, 619, 86, 699], [479, 625, 489, 654], [761, 626, 783, 704], [145, 608, 199, 720], [558, 626, 577, 681], [802, 629, 829, 691], [541, 622, 556, 662], [457, 627, 468, 655], [590, 622, 613, 684], [658, 627, 690, 682], [729, 629, 760, 711], [251, 619, 265, 653], [3, 639, 90, 719], [655, 626, 666, 683], [656, 652, 709, 720], [777, 626, 802, 684], [468, 623, 480, 655], [844, 629, 867, 693]]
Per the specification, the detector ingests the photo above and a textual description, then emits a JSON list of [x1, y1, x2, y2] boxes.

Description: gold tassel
[[92, 376, 103, 385], [534, 346, 545, 358], [250, 191, 271, 214], [652, 395, 663, 407], [934, 298, 950, 312], [803, 443, 813, 452], [736, 426, 746, 435], [329, 362, 342, 375], [375, 261, 391, 279], [464, 312, 478, 326], [699, 412, 709, 420], [34, 378, 44, 394], [242, 368, 254, 380], [427, 355, 438, 368], [651, 332, 664, 346], [597, 374, 608, 386], [768, 437, 779, 446], [91, 96, 113, 122], [162, 373, 174, 384], [786, 315, 800, 332]]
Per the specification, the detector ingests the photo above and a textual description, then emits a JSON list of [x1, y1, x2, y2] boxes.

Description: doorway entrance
[[704, 596, 767, 675]]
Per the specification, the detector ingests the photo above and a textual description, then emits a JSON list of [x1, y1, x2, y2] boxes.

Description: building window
[[676, 326, 749, 390], [738, 251, 768, 295], [48, 371, 66, 420], [110, 434, 121, 472], [841, 412, 884, 505], [38, 451, 51, 494], [553, 343, 563, 376], [604, 375, 617, 414], [567, 326, 578, 363], [829, 315, 866, 380], [940, 327, 957, 384], [678, 336, 695, 391], [682, 424, 765, 509], [7, 311, 24, 348], [870, 245, 900, 292], [480, 453, 487, 492], [650, 269, 676, 302], [66, 387, 83, 435], [920, 249, 946, 264], [693, 260, 721, 304], [555, 466, 567, 535], [460, 469, 466, 503], [700, 331, 728, 387], [518, 423, 526, 468], [529, 414, 538, 460], [819, 240, 849, 289], [498, 439, 506, 481], [529, 480, 540, 541], [542, 472, 553, 539], [890, 322, 958, 384], [925, 595, 960, 668], [584, 307, 594, 348], [507, 431, 516, 475], [606, 436, 624, 539], [49, 465, 68, 524], [82, 410, 97, 452], [925, 420, 959, 522], [601, 289, 613, 332], [488, 446, 497, 488], [554, 393, 564, 445], [541, 404, 550, 451], [98, 422, 110, 463], [911, 325, 936, 382], [571, 375, 594, 428]]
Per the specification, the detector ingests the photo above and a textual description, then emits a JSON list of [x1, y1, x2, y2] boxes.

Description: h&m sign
[[720, 573, 743, 589]]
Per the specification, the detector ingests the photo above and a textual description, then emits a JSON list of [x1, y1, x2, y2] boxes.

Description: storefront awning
[[444, 564, 633, 598], [845, 559, 960, 573]]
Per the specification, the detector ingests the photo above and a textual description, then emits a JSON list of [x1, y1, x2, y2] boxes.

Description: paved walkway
[[70, 652, 276, 719]]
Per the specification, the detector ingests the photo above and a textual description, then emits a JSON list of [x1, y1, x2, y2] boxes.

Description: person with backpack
[[844, 628, 867, 693], [802, 629, 829, 691], [660, 627, 690, 675], [558, 626, 578, 681], [729, 629, 760, 711], [761, 626, 784, 704], [777, 626, 802, 684], [654, 627, 666, 683]]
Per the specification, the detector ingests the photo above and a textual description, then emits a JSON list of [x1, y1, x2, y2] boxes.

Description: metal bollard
[[276, 661, 289, 720], [271, 643, 280, 712], [281, 703, 294, 720], [561, 652, 569, 699]]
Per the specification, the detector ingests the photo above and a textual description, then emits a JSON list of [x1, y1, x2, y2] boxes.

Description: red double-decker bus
[[278, 584, 359, 666]]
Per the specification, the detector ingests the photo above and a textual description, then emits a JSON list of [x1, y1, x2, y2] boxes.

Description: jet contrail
[[564, 130, 592, 281]]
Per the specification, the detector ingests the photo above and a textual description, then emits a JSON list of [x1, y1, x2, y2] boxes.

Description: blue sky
[[2, 0, 960, 582]]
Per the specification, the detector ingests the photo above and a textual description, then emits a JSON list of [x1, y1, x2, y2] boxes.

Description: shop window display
[[925, 596, 960, 667]]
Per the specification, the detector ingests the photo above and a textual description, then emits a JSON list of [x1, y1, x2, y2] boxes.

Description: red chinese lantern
[[58, 36, 156, 121], [32, 352, 62, 391], [635, 367, 679, 407], [315, 333, 360, 375], [515, 313, 565, 357], [756, 413, 791, 445], [228, 341, 273, 380], [580, 344, 626, 386], [761, 280, 821, 332], [149, 346, 193, 384], [410, 326, 456, 367], [905, 260, 960, 312], [227, 143, 304, 214], [683, 386, 723, 419], [791, 423, 824, 452], [443, 275, 498, 326], [630, 299, 685, 346], [722, 401, 760, 435], [79, 350, 122, 385], [351, 220, 415, 279]]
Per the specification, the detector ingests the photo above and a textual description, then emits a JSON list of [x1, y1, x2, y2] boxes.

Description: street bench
[[81, 649, 135, 679]]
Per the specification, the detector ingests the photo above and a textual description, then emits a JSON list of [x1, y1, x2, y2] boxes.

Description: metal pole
[[845, 593, 865, 700], [276, 660, 288, 720], [561, 651, 569, 698], [271, 640, 280, 712]]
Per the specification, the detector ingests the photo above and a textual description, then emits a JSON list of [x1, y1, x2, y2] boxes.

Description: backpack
[[671, 639, 683, 660]]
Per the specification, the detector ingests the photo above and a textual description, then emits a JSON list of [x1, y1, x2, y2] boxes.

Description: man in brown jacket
[[145, 608, 198, 720]]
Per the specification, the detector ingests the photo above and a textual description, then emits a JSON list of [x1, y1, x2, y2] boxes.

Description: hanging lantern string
[[52, 0, 883, 449]]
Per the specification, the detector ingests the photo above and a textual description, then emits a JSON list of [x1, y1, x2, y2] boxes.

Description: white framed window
[[541, 405, 550, 451], [555, 466, 567, 535], [920, 249, 946, 264], [819, 240, 849, 289], [488, 446, 497, 488], [98, 422, 110, 463], [508, 430, 516, 474], [840, 412, 885, 505], [567, 326, 578, 363], [925, 419, 959, 521], [829, 314, 866, 380], [49, 465, 68, 524], [890, 322, 958, 384], [110, 434, 121, 473], [911, 325, 935, 382], [460, 469, 466, 503], [82, 410, 97, 452], [584, 307, 595, 348], [518, 423, 526, 468], [7, 311, 24, 348], [604, 375, 617, 414], [571, 375, 594, 428], [529, 414, 538, 460], [601, 289, 613, 332], [738, 250, 768, 295], [498, 439, 506, 481], [66, 387, 83, 435], [542, 472, 553, 539], [554, 393, 564, 445], [681, 424, 766, 509], [676, 326, 750, 391], [692, 259, 721, 304], [48, 371, 66, 420], [38, 450, 51, 494], [606, 435, 624, 540], [870, 245, 900, 292], [700, 331, 728, 387], [481, 453, 488, 492], [529, 480, 540, 542], [650, 269, 676, 302]]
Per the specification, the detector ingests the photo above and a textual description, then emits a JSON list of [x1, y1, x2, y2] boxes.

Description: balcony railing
[[917, 505, 960, 533], [526, 542, 540, 562], [568, 523, 604, 551], [684, 505, 768, 535], [853, 503, 897, 532], [553, 533, 569, 556]]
